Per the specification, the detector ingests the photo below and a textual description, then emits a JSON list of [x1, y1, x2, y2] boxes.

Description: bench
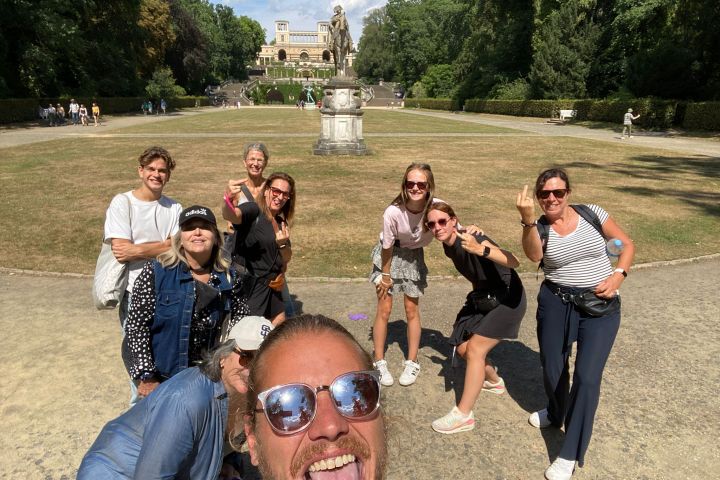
[[559, 109, 576, 121]]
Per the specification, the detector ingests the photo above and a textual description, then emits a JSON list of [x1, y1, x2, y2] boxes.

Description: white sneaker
[[544, 457, 575, 480], [528, 408, 553, 428], [482, 376, 505, 395], [373, 359, 394, 386], [431, 406, 475, 434], [398, 360, 420, 386]]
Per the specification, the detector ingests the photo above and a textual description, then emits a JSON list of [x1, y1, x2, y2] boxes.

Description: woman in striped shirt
[[516, 168, 635, 480]]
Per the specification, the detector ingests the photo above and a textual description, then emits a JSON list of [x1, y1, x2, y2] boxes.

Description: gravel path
[[1, 257, 718, 479]]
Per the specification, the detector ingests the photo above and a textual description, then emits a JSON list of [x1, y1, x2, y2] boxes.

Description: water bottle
[[606, 238, 624, 257]]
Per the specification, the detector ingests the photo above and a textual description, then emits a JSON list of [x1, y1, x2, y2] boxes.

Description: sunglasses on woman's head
[[234, 348, 255, 365], [405, 181, 427, 191], [425, 217, 451, 230], [537, 189, 568, 199], [255, 370, 381, 435]]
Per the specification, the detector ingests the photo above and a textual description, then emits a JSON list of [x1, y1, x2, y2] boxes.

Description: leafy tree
[[137, 0, 176, 78], [354, 7, 396, 82], [529, 0, 600, 99], [145, 66, 186, 98], [421, 64, 456, 97]]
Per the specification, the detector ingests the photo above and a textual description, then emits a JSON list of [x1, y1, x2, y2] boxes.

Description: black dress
[[443, 234, 526, 345]]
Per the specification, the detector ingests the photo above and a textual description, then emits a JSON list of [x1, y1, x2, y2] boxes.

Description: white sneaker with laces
[[528, 408, 553, 428], [398, 359, 420, 386], [544, 457, 575, 480], [431, 406, 475, 434], [373, 359, 394, 386]]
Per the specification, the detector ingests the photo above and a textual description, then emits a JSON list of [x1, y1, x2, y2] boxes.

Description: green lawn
[[1, 109, 718, 277]]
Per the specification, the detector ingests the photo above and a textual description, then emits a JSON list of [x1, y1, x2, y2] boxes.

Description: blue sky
[[222, 0, 386, 44]]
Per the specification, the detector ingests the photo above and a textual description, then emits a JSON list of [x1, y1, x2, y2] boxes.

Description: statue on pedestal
[[328, 5, 353, 77]]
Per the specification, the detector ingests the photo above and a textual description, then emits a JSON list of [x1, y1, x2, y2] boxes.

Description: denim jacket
[[152, 261, 233, 379], [78, 368, 229, 479]]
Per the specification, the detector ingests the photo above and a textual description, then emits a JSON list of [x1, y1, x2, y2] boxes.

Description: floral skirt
[[368, 241, 428, 298]]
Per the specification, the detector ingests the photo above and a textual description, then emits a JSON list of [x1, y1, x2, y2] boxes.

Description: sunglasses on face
[[537, 189, 568, 200], [234, 348, 255, 365], [425, 217, 451, 230], [255, 370, 381, 435], [269, 186, 291, 200], [405, 181, 427, 191]]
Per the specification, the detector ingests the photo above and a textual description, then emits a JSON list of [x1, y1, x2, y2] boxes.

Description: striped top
[[542, 204, 613, 288]]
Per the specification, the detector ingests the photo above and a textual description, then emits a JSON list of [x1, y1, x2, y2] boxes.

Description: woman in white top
[[369, 163, 437, 387], [516, 168, 634, 480]]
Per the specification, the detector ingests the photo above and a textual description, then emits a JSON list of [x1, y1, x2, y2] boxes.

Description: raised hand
[[516, 184, 536, 223]]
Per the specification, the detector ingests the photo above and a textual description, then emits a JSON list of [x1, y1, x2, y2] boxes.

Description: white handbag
[[92, 194, 132, 309], [92, 243, 129, 309]]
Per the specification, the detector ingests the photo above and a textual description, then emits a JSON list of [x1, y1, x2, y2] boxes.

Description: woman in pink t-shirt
[[369, 163, 436, 387]]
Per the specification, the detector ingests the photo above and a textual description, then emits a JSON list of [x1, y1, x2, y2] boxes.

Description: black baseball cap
[[179, 205, 217, 227]]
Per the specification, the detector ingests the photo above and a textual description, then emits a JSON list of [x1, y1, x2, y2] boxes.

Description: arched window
[[278, 49, 287, 61], [322, 50, 331, 62], [300, 52, 309, 61]]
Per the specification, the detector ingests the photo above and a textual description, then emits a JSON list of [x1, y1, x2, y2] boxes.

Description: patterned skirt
[[369, 241, 428, 298]]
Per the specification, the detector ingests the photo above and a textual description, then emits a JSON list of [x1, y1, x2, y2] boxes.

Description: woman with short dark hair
[[516, 168, 635, 480]]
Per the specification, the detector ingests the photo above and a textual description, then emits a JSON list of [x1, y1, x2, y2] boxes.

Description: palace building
[[257, 20, 354, 68]]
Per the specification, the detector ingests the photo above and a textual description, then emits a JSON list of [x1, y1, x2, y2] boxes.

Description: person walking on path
[[515, 168, 635, 480], [69, 99, 79, 125], [425, 202, 526, 434], [621, 108, 640, 139], [104, 146, 182, 405], [92, 102, 100, 126], [79, 104, 88, 126]]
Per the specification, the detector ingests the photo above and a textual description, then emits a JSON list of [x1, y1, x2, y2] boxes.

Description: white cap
[[228, 316, 273, 351]]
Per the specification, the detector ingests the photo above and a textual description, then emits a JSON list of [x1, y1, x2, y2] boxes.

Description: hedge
[[683, 102, 720, 130], [452, 97, 717, 130], [0, 96, 209, 124], [405, 98, 460, 111]]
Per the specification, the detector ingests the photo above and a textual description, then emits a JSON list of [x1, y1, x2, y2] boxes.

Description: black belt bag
[[546, 281, 621, 317], [467, 288, 507, 314]]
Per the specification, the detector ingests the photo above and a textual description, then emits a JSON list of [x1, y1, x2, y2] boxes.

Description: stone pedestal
[[313, 78, 369, 155]]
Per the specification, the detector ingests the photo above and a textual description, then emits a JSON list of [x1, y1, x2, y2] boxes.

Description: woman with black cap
[[122, 205, 249, 400]]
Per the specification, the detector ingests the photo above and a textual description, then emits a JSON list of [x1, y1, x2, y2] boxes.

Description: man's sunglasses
[[425, 217, 451, 230], [255, 370, 381, 435], [405, 181, 427, 191], [537, 189, 568, 199], [269, 186, 291, 200]]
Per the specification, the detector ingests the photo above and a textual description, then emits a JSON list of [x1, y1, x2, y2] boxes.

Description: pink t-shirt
[[380, 198, 444, 249]]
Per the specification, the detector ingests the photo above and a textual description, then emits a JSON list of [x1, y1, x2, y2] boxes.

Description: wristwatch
[[482, 246, 491, 257], [520, 220, 537, 228], [613, 268, 627, 277]]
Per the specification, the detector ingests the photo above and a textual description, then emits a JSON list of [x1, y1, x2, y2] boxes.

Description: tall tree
[[354, 7, 396, 82]]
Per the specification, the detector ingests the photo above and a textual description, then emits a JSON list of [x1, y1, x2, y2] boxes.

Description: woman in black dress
[[425, 202, 526, 434]]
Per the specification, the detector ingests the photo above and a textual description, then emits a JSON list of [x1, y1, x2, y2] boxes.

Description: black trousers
[[536, 282, 621, 466]]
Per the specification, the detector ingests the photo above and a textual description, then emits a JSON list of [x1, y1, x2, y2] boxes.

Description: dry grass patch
[[1, 110, 718, 277]]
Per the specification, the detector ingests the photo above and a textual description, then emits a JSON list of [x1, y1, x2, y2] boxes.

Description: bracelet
[[380, 279, 392, 287], [482, 246, 491, 257], [381, 273, 391, 277], [278, 243, 288, 249], [520, 220, 537, 228], [613, 268, 627, 277]]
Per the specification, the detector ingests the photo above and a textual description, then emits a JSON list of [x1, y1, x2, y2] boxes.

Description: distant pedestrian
[[621, 108, 640, 139], [160, 98, 166, 115], [92, 102, 100, 126], [56, 104, 66, 125], [69, 99, 80, 125], [79, 104, 89, 126], [47, 104, 56, 126]]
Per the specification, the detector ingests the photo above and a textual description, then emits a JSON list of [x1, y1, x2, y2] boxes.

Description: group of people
[[40, 99, 99, 126], [142, 99, 167, 115], [368, 163, 634, 480], [80, 145, 634, 480]]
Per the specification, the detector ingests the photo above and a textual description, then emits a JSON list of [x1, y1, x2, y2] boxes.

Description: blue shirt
[[78, 368, 229, 479]]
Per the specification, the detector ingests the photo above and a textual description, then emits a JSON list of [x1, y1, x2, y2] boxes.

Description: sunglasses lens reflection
[[265, 385, 316, 433], [332, 372, 379, 417]]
